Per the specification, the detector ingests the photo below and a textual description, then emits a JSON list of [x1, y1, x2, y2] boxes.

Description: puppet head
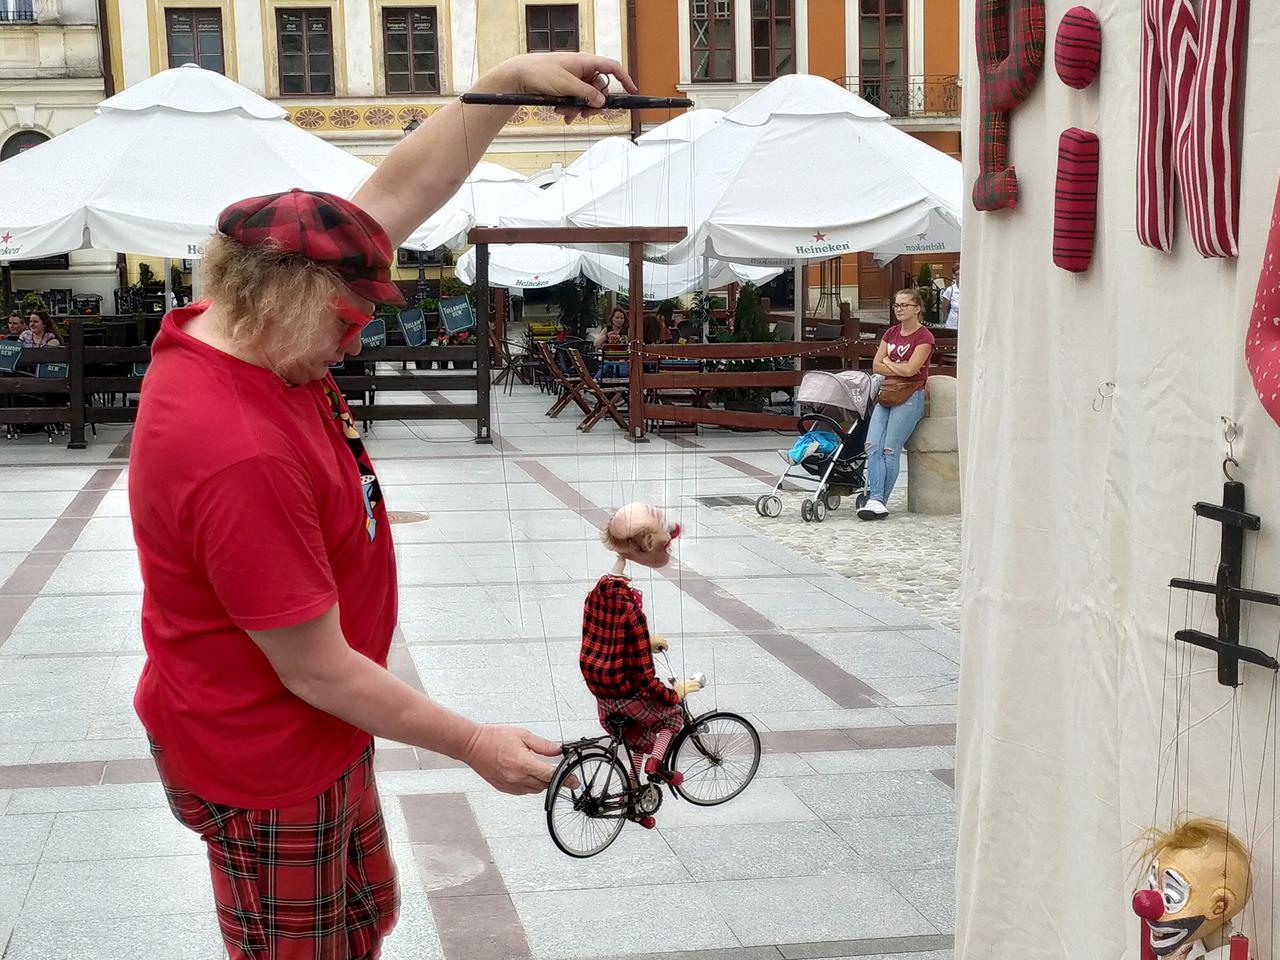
[[603, 502, 680, 569], [1132, 819, 1252, 957]]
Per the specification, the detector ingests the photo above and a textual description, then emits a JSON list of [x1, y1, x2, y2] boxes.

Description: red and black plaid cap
[[217, 189, 405, 306]]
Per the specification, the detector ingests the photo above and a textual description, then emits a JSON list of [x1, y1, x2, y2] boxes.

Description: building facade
[[632, 0, 961, 309], [107, 0, 634, 173], [1, 0, 117, 302]]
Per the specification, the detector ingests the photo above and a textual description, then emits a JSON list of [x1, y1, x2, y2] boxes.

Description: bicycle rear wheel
[[668, 711, 761, 806], [545, 751, 632, 858]]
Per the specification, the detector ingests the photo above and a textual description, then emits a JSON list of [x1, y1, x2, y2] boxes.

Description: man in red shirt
[[129, 52, 637, 960]]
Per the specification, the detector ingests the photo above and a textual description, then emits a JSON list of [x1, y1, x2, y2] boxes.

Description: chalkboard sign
[[397, 308, 427, 347], [359, 318, 387, 350], [36, 362, 68, 379], [0, 341, 20, 374], [439, 295, 476, 334]]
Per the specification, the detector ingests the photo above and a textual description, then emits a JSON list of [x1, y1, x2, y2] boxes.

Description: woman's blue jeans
[[865, 388, 925, 504]]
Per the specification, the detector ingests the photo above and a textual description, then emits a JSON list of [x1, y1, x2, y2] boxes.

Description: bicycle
[[544, 678, 762, 858]]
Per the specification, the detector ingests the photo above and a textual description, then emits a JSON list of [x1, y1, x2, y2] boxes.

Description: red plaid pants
[[152, 741, 400, 960], [597, 695, 685, 755]]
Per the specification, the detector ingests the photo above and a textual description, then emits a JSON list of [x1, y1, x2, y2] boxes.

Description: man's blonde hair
[[202, 232, 344, 374]]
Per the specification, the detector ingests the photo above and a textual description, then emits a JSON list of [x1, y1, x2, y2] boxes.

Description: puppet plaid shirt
[[580, 575, 678, 705]]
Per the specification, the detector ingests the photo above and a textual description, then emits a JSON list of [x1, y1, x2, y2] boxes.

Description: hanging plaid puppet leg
[[597, 696, 686, 787]]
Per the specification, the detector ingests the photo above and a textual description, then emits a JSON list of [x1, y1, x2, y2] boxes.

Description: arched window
[[1, 130, 49, 161], [860, 0, 907, 116]]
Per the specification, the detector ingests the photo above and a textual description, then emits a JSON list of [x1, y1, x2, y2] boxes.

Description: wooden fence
[[0, 314, 490, 449]]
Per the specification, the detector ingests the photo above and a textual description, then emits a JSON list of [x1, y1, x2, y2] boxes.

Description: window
[[525, 4, 578, 52], [165, 9, 225, 73], [0, 0, 35, 23], [859, 0, 907, 116], [1, 131, 48, 160], [691, 0, 734, 82], [383, 8, 439, 93], [750, 0, 793, 80], [277, 8, 333, 96]]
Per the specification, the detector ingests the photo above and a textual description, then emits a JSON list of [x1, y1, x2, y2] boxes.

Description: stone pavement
[[0, 379, 960, 960]]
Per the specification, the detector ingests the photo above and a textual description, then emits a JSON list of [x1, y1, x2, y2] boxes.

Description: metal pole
[[67, 317, 87, 449], [793, 260, 803, 372], [475, 243, 492, 444], [163, 258, 172, 313], [191, 258, 203, 300], [627, 240, 647, 442]]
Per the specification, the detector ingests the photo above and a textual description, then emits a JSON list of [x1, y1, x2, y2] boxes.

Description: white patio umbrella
[[502, 109, 726, 229], [516, 74, 961, 266], [453, 243, 779, 297], [0, 65, 457, 260], [402, 162, 544, 252], [453, 243, 584, 290], [0, 64, 447, 260]]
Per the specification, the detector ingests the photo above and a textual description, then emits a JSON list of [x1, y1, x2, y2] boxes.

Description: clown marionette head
[[1132, 818, 1252, 958], [603, 502, 680, 571]]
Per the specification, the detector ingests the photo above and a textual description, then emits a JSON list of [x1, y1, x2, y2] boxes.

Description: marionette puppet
[[579, 502, 704, 826], [1132, 819, 1253, 960]]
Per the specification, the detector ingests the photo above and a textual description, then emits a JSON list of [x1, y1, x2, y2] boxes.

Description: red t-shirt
[[128, 304, 397, 808], [883, 323, 935, 383]]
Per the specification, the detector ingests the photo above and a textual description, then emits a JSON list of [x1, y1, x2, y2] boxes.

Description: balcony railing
[[836, 75, 960, 119], [0, 1, 36, 22]]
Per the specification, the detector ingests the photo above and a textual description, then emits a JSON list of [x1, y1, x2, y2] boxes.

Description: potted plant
[[434, 326, 474, 368], [916, 263, 938, 324], [714, 283, 774, 417], [18, 291, 44, 317], [549, 277, 601, 340]]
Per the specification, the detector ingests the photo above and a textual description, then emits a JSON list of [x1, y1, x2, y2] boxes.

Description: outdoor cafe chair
[[567, 348, 628, 433], [535, 340, 593, 419]]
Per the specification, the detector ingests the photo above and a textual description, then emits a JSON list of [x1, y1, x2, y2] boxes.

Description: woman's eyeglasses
[[893, 302, 915, 309]]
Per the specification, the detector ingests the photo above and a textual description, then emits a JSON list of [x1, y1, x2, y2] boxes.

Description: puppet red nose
[[1132, 889, 1164, 921]]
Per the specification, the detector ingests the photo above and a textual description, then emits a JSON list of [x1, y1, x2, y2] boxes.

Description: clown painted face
[[1135, 833, 1251, 957]]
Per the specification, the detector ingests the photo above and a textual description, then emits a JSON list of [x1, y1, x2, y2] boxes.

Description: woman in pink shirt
[[858, 288, 934, 520]]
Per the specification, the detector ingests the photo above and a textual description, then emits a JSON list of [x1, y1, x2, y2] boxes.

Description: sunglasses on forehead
[[333, 300, 375, 346]]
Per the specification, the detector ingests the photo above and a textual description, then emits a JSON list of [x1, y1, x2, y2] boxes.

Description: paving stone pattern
[[0, 378, 958, 960]]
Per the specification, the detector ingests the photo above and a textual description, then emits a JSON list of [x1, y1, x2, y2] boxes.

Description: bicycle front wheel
[[668, 711, 761, 806], [546, 751, 632, 858]]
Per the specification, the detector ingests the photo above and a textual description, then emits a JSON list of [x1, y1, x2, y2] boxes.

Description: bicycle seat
[[603, 713, 630, 733]]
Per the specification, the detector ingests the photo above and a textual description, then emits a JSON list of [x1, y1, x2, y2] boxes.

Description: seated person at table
[[5, 313, 23, 340], [593, 306, 629, 349], [20, 311, 60, 347]]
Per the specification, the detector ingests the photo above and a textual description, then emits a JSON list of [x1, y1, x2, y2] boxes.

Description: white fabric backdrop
[[958, 4, 1280, 960]]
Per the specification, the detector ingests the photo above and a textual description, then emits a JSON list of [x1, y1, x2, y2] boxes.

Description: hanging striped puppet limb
[[1245, 172, 1280, 427], [1136, 0, 1249, 259], [972, 0, 1046, 211]]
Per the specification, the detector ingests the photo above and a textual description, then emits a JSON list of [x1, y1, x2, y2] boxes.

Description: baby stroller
[[754, 370, 878, 523]]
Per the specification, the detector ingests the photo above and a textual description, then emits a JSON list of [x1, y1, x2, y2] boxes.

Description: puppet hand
[[674, 678, 703, 700], [461, 724, 560, 795], [649, 635, 669, 653]]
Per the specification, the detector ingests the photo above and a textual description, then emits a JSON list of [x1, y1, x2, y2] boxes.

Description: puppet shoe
[[632, 814, 656, 829], [644, 756, 684, 786]]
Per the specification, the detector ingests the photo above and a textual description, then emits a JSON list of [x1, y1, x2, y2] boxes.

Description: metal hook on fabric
[[1221, 417, 1241, 481], [1092, 380, 1115, 412]]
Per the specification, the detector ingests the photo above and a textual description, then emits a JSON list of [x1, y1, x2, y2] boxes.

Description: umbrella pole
[[793, 260, 803, 372], [191, 258, 203, 301], [163, 258, 173, 311], [701, 252, 711, 342]]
